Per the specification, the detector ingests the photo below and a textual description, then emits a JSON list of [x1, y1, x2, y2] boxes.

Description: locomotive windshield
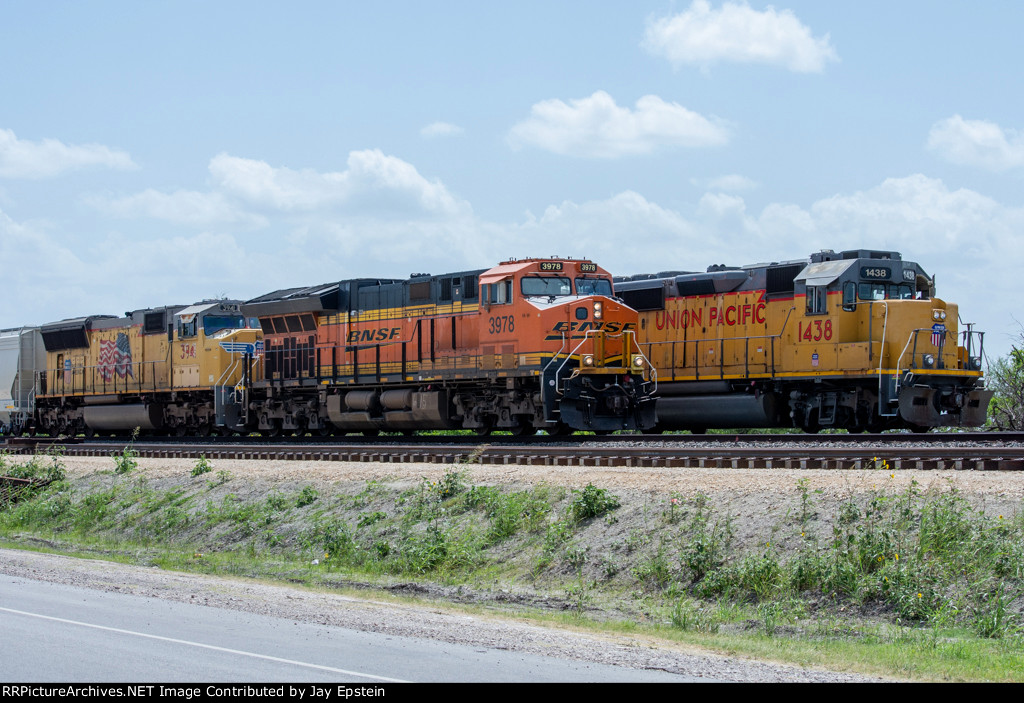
[[858, 283, 918, 301], [203, 315, 247, 335], [575, 277, 613, 297], [521, 276, 571, 297]]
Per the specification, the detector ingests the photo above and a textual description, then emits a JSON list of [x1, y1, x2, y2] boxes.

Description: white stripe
[[0, 606, 408, 683]]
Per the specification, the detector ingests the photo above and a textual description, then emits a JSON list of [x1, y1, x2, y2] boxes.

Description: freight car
[[29, 301, 259, 436], [238, 257, 655, 436], [0, 327, 45, 436], [614, 249, 990, 432]]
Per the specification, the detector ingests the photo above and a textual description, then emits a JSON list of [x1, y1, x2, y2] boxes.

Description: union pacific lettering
[[656, 302, 767, 330], [545, 320, 634, 341], [346, 327, 402, 343]]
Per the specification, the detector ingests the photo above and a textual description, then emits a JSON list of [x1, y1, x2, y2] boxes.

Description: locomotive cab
[[478, 258, 655, 432]]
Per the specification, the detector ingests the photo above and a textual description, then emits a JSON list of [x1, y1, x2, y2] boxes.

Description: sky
[[1, 1, 1022, 359]]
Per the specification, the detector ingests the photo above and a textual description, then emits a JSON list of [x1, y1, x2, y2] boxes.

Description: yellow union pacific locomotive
[[615, 249, 990, 432], [33, 301, 259, 436]]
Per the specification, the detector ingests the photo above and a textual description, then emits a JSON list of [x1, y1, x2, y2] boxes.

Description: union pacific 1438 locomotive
[[239, 257, 655, 435], [615, 249, 990, 432]]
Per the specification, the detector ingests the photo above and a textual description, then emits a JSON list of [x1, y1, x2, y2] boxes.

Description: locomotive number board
[[540, 262, 564, 271], [860, 266, 891, 280]]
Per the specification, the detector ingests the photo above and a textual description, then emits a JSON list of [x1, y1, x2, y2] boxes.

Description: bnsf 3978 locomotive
[[239, 257, 655, 435], [615, 249, 990, 432]]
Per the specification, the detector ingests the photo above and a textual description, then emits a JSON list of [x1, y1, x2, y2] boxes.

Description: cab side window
[[178, 317, 198, 338], [805, 286, 827, 315], [486, 280, 512, 305]]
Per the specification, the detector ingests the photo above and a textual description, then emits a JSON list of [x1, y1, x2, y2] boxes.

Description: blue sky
[[1, 1, 1022, 358]]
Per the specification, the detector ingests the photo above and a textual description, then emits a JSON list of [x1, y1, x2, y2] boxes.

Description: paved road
[[0, 575, 705, 683]]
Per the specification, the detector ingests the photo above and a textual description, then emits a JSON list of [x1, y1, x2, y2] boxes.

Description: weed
[[296, 485, 319, 507], [569, 484, 620, 523], [671, 597, 719, 633], [112, 429, 140, 474], [357, 510, 387, 528], [191, 455, 213, 477], [207, 470, 231, 489]]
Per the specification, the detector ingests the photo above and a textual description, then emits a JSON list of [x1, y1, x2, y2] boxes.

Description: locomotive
[[0, 257, 656, 436], [30, 301, 260, 437], [614, 249, 990, 432], [239, 257, 654, 435]]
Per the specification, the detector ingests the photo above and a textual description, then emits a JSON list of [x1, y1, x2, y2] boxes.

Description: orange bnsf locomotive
[[237, 257, 655, 435], [615, 249, 990, 432]]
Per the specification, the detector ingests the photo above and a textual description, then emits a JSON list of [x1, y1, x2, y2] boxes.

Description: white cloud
[[642, 0, 838, 73], [209, 149, 469, 216], [86, 189, 268, 228], [420, 122, 464, 138], [508, 90, 729, 158], [0, 127, 136, 179], [927, 115, 1024, 171]]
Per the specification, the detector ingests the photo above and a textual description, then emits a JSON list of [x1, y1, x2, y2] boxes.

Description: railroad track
[[4, 434, 1024, 471]]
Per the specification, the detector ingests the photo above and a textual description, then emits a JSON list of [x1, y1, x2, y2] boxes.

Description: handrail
[[540, 332, 569, 416]]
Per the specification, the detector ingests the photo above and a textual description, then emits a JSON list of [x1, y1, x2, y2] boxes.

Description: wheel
[[509, 423, 537, 437], [800, 410, 821, 434], [543, 421, 573, 436]]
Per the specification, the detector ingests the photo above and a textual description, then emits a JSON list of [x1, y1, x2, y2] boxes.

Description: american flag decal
[[99, 333, 134, 381]]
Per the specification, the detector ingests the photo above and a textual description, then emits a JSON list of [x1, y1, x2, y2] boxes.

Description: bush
[[569, 484, 620, 523]]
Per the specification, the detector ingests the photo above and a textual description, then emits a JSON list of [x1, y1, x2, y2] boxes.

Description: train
[[0, 257, 656, 438], [614, 249, 991, 432]]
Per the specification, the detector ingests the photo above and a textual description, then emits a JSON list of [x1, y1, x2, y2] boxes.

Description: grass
[[2, 448, 1024, 681]]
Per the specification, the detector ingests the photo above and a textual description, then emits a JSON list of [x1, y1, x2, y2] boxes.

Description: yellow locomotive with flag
[[33, 301, 259, 436], [615, 249, 990, 432]]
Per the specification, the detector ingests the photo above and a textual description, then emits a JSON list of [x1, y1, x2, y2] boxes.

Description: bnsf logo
[[346, 327, 402, 343], [545, 321, 634, 340]]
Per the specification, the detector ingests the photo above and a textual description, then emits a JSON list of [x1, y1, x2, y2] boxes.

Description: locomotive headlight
[[593, 301, 603, 319], [923, 354, 935, 368], [632, 355, 645, 367], [583, 354, 595, 366], [940, 311, 946, 320], [970, 356, 982, 370], [932, 310, 947, 321]]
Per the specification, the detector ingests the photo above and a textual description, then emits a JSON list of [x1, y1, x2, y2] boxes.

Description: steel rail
[[5, 438, 1023, 471]]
